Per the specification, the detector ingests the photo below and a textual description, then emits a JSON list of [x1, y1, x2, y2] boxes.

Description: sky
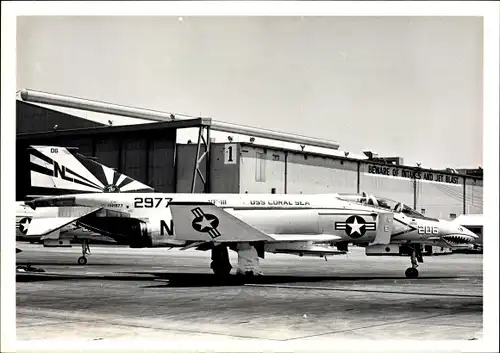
[[16, 16, 484, 169]]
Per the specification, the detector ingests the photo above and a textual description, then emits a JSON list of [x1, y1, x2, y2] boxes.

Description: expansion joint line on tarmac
[[243, 284, 483, 299], [281, 312, 461, 342]]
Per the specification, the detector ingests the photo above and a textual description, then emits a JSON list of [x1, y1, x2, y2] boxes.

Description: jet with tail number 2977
[[22, 146, 478, 279]]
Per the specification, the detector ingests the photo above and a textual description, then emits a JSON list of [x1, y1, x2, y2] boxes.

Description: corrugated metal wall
[[121, 136, 148, 183], [148, 137, 176, 192], [51, 136, 94, 156], [94, 136, 120, 171], [175, 143, 242, 193], [239, 146, 286, 194], [416, 179, 464, 219], [209, 143, 240, 193], [287, 152, 358, 194], [16, 140, 32, 200], [176, 144, 207, 193], [465, 178, 483, 215]]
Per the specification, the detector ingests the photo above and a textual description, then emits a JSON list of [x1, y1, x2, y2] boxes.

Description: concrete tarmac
[[16, 242, 483, 343]]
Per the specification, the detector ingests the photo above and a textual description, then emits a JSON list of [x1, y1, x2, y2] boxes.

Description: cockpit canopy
[[336, 193, 438, 221]]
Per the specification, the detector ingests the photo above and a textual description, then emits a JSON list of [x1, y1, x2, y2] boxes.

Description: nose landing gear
[[77, 240, 91, 265], [405, 245, 423, 279]]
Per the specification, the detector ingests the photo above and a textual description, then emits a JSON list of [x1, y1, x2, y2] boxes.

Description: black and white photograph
[[1, 2, 498, 353]]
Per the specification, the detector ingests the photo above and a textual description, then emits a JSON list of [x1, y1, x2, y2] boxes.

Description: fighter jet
[[16, 199, 123, 259], [21, 146, 478, 279]]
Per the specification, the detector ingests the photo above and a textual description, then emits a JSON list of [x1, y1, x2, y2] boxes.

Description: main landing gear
[[405, 245, 423, 279], [210, 244, 232, 277], [77, 240, 91, 265], [235, 242, 263, 277], [209, 243, 263, 278]]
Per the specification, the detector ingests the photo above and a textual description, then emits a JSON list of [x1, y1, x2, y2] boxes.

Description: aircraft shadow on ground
[[16, 261, 120, 267], [133, 272, 462, 288], [15, 270, 463, 287]]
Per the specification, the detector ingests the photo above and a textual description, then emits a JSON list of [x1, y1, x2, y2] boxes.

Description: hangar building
[[16, 98, 483, 221]]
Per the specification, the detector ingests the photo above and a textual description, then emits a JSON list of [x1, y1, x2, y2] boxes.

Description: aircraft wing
[[26, 207, 102, 237], [267, 234, 342, 242], [169, 202, 275, 243]]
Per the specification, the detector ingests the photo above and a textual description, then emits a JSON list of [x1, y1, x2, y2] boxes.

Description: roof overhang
[[16, 117, 209, 140], [19, 89, 340, 150]]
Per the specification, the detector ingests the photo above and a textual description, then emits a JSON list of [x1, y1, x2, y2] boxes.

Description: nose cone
[[440, 221, 478, 246]]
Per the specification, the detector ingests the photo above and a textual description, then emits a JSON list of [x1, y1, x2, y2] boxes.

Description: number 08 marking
[[134, 197, 172, 208]]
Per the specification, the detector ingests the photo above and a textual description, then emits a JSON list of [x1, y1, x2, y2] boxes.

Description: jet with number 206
[[333, 193, 478, 277], [24, 146, 478, 279]]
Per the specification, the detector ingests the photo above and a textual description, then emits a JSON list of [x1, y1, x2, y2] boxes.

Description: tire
[[77, 256, 87, 265], [405, 267, 419, 279]]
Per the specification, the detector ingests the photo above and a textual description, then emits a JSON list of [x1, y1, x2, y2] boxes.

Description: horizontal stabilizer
[[26, 208, 101, 236], [169, 202, 274, 243]]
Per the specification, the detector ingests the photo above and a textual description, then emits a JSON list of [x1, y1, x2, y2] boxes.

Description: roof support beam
[[20, 89, 176, 121]]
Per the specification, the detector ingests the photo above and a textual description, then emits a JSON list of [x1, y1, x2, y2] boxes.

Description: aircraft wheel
[[405, 267, 419, 279], [77, 256, 87, 265]]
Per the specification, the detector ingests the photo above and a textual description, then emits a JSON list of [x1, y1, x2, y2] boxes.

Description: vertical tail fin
[[28, 145, 154, 196]]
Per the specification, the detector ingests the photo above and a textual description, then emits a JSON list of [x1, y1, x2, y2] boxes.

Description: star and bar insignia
[[18, 217, 32, 235], [335, 215, 376, 239], [191, 207, 221, 240]]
